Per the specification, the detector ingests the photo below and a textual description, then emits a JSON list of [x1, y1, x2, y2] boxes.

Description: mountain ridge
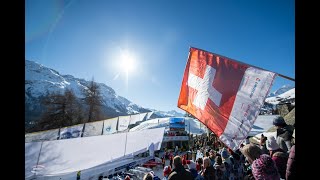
[[25, 60, 151, 130]]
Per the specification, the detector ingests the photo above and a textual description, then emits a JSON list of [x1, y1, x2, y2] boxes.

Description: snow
[[25, 141, 43, 179], [265, 88, 295, 105], [268, 84, 294, 97], [25, 127, 165, 179], [248, 115, 279, 136], [25, 129, 60, 143]]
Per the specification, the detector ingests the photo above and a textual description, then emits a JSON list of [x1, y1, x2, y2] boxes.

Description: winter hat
[[252, 154, 280, 180], [124, 175, 131, 180], [221, 148, 229, 159], [163, 166, 172, 176], [186, 160, 196, 170], [273, 116, 286, 126], [266, 136, 280, 151]]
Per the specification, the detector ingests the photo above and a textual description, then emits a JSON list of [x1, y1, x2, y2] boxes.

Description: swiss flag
[[178, 47, 275, 150]]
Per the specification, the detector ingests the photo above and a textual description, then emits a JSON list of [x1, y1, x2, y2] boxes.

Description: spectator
[[221, 148, 233, 179], [273, 116, 294, 152], [196, 158, 203, 173], [266, 136, 285, 157], [168, 156, 194, 180], [240, 144, 262, 180], [163, 166, 172, 180], [200, 157, 216, 180], [208, 150, 215, 166], [170, 154, 173, 168], [186, 160, 201, 179], [286, 145, 296, 180], [241, 144, 262, 163], [272, 151, 288, 179], [259, 134, 269, 155], [162, 156, 166, 168], [251, 154, 280, 180], [213, 156, 225, 180], [143, 172, 154, 180]]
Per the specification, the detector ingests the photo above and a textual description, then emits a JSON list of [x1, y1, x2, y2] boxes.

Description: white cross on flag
[[178, 47, 276, 151]]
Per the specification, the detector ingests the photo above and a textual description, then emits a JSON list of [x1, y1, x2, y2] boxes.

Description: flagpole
[[189, 46, 295, 82]]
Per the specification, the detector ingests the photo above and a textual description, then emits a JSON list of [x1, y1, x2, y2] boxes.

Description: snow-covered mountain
[[268, 84, 294, 97], [259, 85, 295, 114], [25, 60, 150, 127], [265, 87, 295, 105], [146, 109, 185, 118]]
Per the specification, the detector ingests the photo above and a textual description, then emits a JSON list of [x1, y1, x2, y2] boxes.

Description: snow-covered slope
[[268, 85, 294, 97], [25, 60, 150, 126], [265, 88, 295, 105]]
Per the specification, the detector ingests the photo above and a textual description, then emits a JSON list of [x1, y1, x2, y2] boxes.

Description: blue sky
[[25, 0, 295, 112]]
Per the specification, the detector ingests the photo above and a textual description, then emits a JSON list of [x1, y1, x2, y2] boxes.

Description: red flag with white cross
[[178, 47, 276, 151]]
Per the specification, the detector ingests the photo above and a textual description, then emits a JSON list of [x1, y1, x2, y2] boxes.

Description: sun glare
[[116, 49, 138, 90], [120, 51, 135, 74]]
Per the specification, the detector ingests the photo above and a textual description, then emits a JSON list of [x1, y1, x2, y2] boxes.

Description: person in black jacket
[[273, 116, 294, 152], [168, 156, 194, 180], [200, 157, 216, 180]]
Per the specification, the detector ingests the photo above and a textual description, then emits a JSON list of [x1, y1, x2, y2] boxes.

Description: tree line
[[27, 79, 103, 133]]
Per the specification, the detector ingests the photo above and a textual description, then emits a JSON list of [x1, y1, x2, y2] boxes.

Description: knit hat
[[124, 175, 131, 180], [252, 154, 280, 180], [221, 148, 229, 159], [266, 136, 280, 151], [273, 116, 286, 126], [163, 166, 172, 176], [186, 160, 196, 170]]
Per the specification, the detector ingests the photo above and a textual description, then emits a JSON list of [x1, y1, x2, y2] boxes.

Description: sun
[[120, 50, 135, 74], [117, 49, 138, 89]]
